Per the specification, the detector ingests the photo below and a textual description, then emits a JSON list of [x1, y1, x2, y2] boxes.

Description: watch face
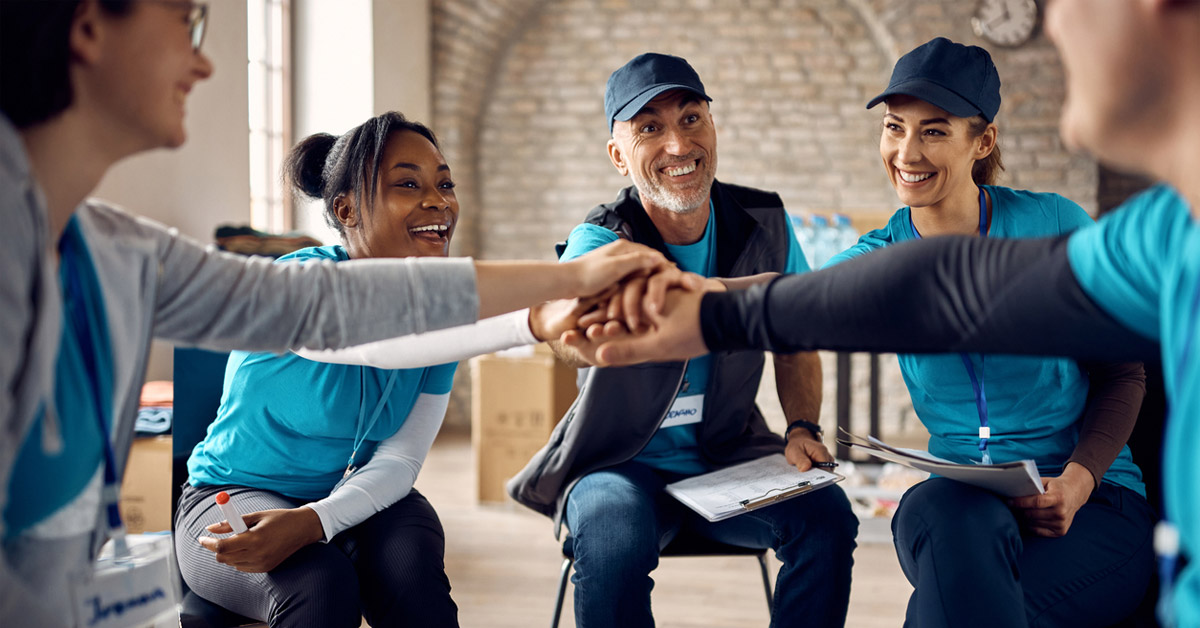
[[971, 0, 1039, 47]]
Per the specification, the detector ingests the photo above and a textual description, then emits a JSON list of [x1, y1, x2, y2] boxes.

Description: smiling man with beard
[[507, 53, 858, 628]]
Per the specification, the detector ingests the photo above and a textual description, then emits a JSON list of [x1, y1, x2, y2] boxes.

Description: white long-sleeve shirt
[[299, 310, 538, 539]]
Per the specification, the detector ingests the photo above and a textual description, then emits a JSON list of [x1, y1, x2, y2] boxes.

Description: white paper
[[664, 454, 843, 522], [841, 430, 1044, 498]]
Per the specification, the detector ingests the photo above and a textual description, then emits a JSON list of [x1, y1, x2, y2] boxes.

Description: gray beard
[[632, 171, 711, 214]]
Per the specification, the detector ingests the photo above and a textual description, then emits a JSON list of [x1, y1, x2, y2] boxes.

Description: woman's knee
[[893, 479, 1020, 554]]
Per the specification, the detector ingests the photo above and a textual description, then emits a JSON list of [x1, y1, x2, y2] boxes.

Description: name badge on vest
[[69, 535, 177, 628], [661, 394, 705, 428]]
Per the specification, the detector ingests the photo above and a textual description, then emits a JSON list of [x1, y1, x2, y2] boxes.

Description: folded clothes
[[140, 380, 174, 408], [135, 406, 173, 435], [215, 224, 323, 258]]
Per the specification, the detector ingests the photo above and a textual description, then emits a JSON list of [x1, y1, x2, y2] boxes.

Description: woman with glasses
[[0, 2, 673, 625]]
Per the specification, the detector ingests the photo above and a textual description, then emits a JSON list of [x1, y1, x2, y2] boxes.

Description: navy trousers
[[892, 478, 1155, 628]]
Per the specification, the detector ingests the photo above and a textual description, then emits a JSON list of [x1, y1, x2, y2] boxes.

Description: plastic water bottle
[[832, 213, 859, 252], [809, 215, 830, 268]]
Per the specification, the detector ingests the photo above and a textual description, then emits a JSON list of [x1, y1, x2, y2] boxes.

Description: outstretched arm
[[595, 235, 1161, 366]]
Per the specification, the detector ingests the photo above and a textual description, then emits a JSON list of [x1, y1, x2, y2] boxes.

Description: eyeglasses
[[145, 1, 208, 52], [184, 3, 208, 52]]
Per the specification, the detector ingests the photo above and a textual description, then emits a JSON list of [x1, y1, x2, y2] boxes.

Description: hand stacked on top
[[535, 238, 725, 367]]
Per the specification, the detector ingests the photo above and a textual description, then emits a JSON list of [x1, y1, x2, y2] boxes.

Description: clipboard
[[836, 427, 1044, 498], [664, 454, 845, 522]]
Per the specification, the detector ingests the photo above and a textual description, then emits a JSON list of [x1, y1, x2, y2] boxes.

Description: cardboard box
[[119, 435, 173, 533], [471, 344, 578, 503]]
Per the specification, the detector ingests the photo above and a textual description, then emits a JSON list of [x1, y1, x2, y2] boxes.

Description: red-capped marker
[[214, 491, 248, 534]]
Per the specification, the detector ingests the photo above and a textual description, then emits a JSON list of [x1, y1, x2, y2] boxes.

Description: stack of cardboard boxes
[[470, 344, 578, 503]]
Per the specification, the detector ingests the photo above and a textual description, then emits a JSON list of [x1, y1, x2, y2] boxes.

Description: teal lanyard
[[343, 368, 400, 479], [910, 188, 993, 464], [59, 220, 129, 556]]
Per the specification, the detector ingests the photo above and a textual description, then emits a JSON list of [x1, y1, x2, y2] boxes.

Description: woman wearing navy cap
[[824, 38, 1155, 627]]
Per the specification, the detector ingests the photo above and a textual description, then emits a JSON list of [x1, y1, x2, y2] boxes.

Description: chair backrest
[[171, 347, 231, 527]]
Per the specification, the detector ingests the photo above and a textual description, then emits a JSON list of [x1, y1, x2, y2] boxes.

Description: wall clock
[[971, 0, 1039, 47]]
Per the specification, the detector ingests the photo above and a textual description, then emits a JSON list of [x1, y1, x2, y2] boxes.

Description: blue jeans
[[564, 460, 858, 628], [892, 478, 1156, 628]]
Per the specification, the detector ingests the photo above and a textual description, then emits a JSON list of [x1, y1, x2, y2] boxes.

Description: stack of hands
[[532, 239, 717, 368]]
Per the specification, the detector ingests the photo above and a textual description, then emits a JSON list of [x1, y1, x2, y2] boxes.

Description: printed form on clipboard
[[836, 428, 1045, 498], [664, 454, 844, 522]]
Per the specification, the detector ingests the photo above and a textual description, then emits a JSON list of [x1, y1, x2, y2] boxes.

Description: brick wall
[[431, 0, 1097, 433]]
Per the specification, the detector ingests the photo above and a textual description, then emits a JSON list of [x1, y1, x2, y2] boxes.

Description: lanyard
[[344, 368, 400, 479], [910, 187, 993, 464], [59, 221, 130, 557]]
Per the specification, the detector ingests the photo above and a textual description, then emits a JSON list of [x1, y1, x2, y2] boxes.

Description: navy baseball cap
[[605, 53, 711, 134], [866, 37, 1001, 122]]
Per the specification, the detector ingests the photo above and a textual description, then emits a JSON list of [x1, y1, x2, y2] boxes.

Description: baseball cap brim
[[612, 84, 712, 126], [866, 79, 984, 120]]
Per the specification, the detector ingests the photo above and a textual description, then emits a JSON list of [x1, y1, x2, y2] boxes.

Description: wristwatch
[[785, 419, 823, 441]]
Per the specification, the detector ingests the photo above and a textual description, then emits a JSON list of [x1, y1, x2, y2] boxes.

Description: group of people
[[2, 1, 1198, 628]]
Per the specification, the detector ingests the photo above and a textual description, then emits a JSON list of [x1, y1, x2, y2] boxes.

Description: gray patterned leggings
[[174, 483, 459, 628]]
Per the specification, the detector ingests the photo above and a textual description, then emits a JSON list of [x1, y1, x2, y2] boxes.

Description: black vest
[[509, 180, 796, 532]]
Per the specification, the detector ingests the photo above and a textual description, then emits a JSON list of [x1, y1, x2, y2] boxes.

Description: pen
[[215, 491, 249, 534], [814, 461, 838, 470]]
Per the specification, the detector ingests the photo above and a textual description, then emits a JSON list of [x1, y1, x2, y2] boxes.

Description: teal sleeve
[[1053, 194, 1095, 234], [421, 362, 459, 395], [1066, 184, 1188, 341], [823, 228, 892, 269], [784, 221, 811, 274], [558, 223, 619, 262]]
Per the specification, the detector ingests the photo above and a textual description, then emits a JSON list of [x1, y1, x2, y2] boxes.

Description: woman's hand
[[197, 506, 325, 573], [528, 289, 616, 342], [562, 239, 673, 298], [1009, 462, 1095, 537]]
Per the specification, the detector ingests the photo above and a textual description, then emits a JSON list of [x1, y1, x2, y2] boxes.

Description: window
[[248, 0, 292, 232]]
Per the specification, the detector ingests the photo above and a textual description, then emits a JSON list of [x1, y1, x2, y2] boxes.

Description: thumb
[[594, 335, 656, 366]]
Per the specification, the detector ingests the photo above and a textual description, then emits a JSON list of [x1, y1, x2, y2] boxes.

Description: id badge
[[68, 535, 178, 628], [661, 394, 704, 428]]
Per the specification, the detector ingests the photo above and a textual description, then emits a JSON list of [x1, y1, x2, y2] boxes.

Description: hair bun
[[283, 132, 338, 199]]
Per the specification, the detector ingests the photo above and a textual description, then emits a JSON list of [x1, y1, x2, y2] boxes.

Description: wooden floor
[[415, 428, 913, 628]]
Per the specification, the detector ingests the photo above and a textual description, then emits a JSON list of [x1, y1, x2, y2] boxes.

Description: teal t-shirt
[[1066, 184, 1200, 624], [559, 199, 809, 474], [826, 185, 1144, 495], [186, 246, 458, 500], [5, 217, 113, 538]]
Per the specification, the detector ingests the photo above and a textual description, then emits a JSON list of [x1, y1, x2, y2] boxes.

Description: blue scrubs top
[[1066, 184, 1200, 624], [187, 246, 457, 501], [559, 200, 809, 474], [826, 185, 1144, 495]]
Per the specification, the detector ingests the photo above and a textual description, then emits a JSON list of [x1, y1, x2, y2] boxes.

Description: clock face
[[971, 0, 1039, 47]]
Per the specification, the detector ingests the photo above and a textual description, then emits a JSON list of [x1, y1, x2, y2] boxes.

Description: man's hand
[[590, 287, 711, 366], [1009, 462, 1095, 537], [559, 318, 632, 366], [784, 429, 834, 472], [577, 266, 710, 333], [197, 506, 324, 573]]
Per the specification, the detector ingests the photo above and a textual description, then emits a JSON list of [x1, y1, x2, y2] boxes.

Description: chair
[[550, 527, 773, 628], [172, 347, 266, 628]]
